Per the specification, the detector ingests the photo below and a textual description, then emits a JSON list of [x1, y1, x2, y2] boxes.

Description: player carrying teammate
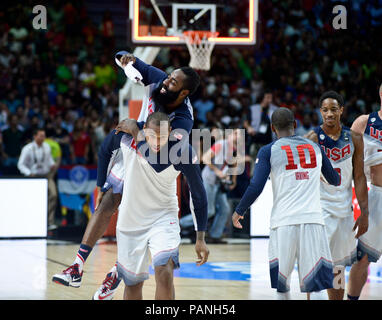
[[106, 112, 208, 299], [232, 107, 340, 300], [305, 91, 369, 300], [52, 51, 201, 297], [347, 84, 382, 300]]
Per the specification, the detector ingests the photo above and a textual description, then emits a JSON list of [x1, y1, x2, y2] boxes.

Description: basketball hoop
[[182, 31, 219, 71]]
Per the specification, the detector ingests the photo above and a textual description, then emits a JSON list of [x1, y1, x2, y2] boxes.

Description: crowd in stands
[[0, 0, 381, 177]]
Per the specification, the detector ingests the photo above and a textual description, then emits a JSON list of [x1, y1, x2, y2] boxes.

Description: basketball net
[[182, 31, 219, 71]]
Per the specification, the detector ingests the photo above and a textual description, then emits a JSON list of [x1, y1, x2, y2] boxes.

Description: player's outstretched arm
[[175, 146, 209, 266], [351, 130, 369, 238], [233, 144, 271, 227]]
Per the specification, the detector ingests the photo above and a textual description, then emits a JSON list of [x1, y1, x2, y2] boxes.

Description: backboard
[[129, 0, 258, 46]]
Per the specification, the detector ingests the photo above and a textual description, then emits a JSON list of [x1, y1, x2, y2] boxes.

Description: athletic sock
[[74, 244, 93, 272], [347, 294, 359, 300]]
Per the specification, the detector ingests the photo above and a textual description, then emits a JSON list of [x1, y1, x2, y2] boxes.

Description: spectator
[[23, 115, 41, 143], [28, 58, 47, 87], [8, 18, 28, 53], [1, 114, 24, 174], [63, 1, 78, 37], [0, 102, 9, 128], [70, 119, 90, 164], [94, 54, 117, 89], [17, 129, 58, 230], [193, 88, 215, 124], [51, 115, 72, 165], [82, 18, 97, 48], [99, 11, 115, 50], [180, 129, 240, 244], [45, 127, 62, 167], [244, 90, 279, 158], [3, 90, 22, 114], [48, 0, 65, 30], [56, 55, 73, 94], [296, 113, 313, 136], [78, 61, 96, 99]]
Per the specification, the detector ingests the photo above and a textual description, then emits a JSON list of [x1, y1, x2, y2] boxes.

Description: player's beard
[[152, 82, 182, 107]]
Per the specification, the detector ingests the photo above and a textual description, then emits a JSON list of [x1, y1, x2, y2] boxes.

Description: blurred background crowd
[[0, 0, 381, 232]]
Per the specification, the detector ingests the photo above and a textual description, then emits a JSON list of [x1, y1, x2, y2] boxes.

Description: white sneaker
[[52, 264, 83, 288], [93, 270, 121, 300]]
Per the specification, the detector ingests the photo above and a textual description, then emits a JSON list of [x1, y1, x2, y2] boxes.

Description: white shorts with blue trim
[[269, 223, 334, 293], [323, 212, 357, 266], [357, 184, 382, 263], [116, 219, 181, 286]]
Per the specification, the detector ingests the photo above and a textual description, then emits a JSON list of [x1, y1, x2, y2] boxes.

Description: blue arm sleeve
[[175, 146, 208, 231], [235, 145, 272, 216], [320, 147, 340, 186], [115, 51, 167, 86], [96, 130, 124, 187], [167, 114, 194, 150], [171, 114, 194, 134]]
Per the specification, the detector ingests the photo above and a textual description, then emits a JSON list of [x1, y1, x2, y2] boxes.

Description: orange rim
[[183, 31, 219, 44]]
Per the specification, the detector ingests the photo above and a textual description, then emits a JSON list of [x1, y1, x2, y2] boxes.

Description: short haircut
[[271, 107, 295, 131], [319, 91, 344, 108], [179, 66, 200, 96], [146, 112, 170, 127], [255, 88, 272, 104], [33, 128, 45, 136]]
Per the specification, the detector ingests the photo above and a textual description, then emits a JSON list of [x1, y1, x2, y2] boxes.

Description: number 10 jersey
[[269, 135, 324, 228]]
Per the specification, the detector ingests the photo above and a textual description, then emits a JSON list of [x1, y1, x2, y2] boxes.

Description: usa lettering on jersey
[[321, 144, 351, 161], [369, 126, 382, 142]]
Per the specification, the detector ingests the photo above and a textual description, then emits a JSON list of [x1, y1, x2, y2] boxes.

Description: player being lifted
[[347, 84, 382, 300], [305, 91, 369, 300], [232, 107, 340, 300], [52, 51, 206, 299]]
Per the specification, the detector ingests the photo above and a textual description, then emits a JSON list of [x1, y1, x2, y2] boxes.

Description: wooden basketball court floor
[[1, 238, 382, 300]]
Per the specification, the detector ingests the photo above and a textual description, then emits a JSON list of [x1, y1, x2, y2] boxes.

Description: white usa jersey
[[235, 135, 339, 228], [117, 135, 180, 232], [269, 136, 324, 228], [314, 126, 354, 218], [363, 112, 382, 180]]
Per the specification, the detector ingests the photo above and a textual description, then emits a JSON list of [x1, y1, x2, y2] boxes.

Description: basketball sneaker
[[52, 264, 83, 288], [93, 269, 121, 300]]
